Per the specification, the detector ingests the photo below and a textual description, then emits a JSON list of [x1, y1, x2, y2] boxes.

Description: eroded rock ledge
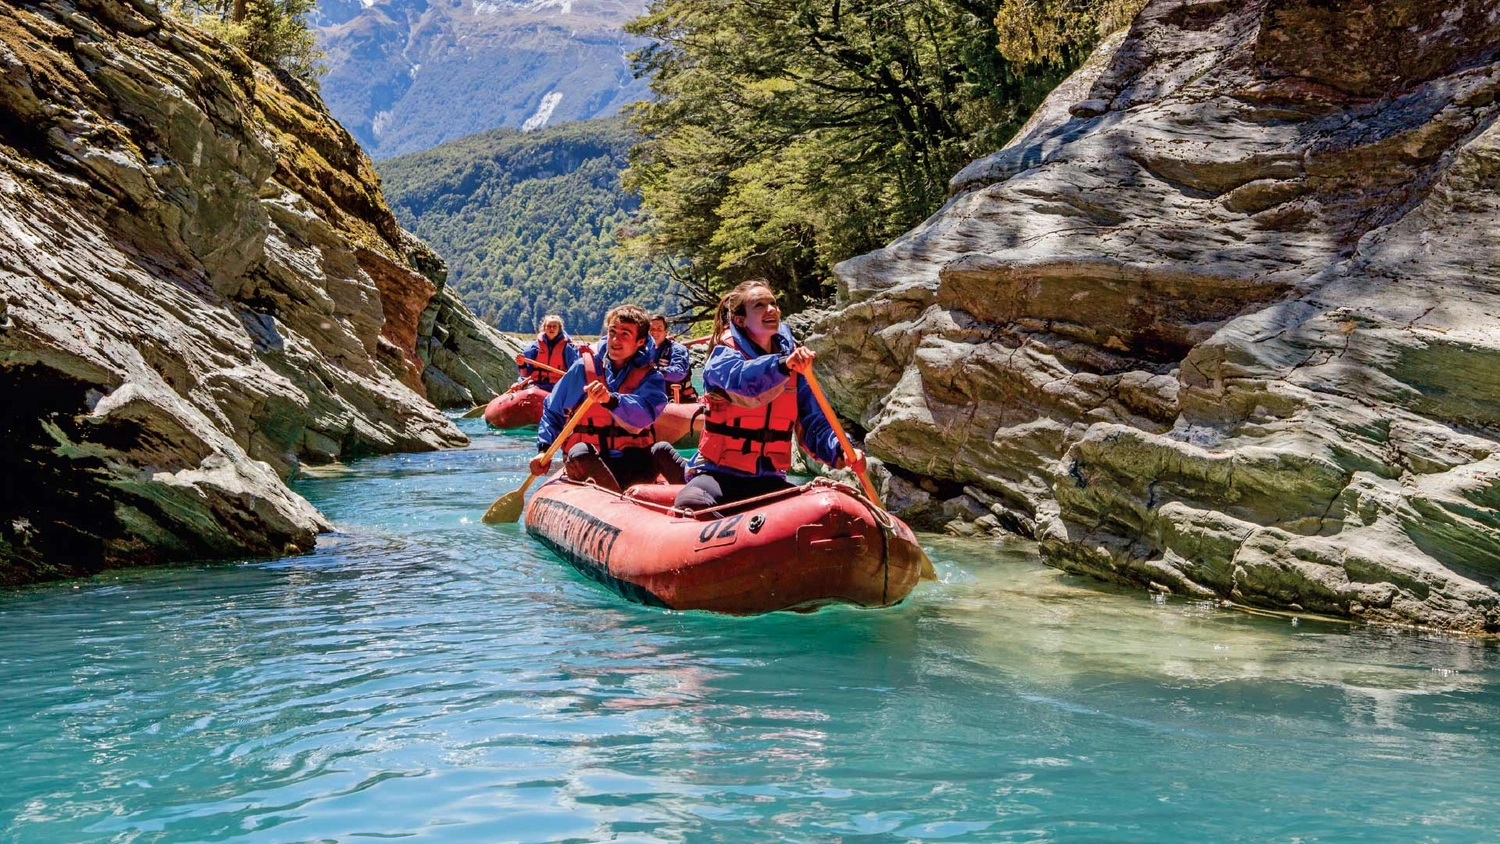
[[0, 0, 519, 584], [807, 0, 1500, 632]]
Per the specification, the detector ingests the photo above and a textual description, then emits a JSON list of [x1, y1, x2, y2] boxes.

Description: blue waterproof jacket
[[519, 332, 580, 392], [653, 338, 691, 385], [537, 341, 668, 458], [686, 322, 843, 479]]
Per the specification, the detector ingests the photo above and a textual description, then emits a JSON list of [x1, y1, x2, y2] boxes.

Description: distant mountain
[[378, 117, 676, 334], [314, 0, 651, 159]]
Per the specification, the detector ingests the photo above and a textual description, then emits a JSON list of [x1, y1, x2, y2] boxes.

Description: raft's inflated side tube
[[524, 478, 925, 614], [483, 386, 548, 429], [654, 402, 706, 449]]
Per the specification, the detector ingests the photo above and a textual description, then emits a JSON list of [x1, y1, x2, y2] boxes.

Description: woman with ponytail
[[673, 279, 865, 511]]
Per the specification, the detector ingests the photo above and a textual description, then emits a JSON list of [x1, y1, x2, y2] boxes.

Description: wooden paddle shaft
[[483, 394, 600, 523], [536, 393, 595, 467], [802, 369, 882, 506], [802, 368, 935, 580], [505, 394, 595, 498], [522, 358, 567, 376]]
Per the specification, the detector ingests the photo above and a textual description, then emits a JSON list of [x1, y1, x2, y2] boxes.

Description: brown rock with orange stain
[[359, 247, 436, 396]]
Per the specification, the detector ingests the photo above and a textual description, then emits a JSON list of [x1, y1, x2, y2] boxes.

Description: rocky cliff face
[[0, 0, 520, 585], [808, 0, 1500, 632], [314, 0, 650, 158]]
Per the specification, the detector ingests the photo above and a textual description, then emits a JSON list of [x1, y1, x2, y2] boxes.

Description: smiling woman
[[671, 280, 865, 512]]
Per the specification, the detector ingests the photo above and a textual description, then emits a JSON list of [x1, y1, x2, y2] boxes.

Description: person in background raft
[[515, 314, 578, 392], [648, 314, 699, 403], [532, 305, 688, 492], [673, 280, 864, 511]]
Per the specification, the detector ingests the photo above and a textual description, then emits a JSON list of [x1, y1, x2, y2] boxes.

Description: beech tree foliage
[[622, 0, 1079, 317], [994, 0, 1146, 68], [164, 0, 325, 87]]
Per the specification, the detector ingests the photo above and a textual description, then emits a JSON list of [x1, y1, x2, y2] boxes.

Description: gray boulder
[[0, 0, 519, 584], [807, 0, 1500, 632]]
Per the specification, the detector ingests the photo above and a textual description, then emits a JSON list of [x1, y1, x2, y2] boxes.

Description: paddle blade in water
[[919, 549, 938, 581], [482, 489, 526, 524], [461, 404, 488, 419]]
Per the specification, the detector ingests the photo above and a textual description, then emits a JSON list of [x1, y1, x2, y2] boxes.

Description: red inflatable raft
[[482, 385, 547, 429], [654, 401, 705, 448], [524, 477, 926, 613]]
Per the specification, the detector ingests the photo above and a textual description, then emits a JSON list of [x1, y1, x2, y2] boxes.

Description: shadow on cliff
[[1, 367, 148, 584]]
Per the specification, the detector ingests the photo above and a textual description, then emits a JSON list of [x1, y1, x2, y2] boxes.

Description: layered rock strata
[[0, 0, 519, 584], [808, 0, 1500, 632]]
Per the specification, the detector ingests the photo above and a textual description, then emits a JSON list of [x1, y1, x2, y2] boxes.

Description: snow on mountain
[[315, 0, 650, 158]]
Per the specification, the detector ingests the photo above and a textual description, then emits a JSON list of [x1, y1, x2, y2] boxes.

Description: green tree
[[623, 0, 1075, 317], [164, 0, 325, 87], [993, 0, 1146, 68]]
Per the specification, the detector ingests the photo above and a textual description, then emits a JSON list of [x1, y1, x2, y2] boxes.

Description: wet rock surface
[[807, 0, 1500, 632], [0, 0, 519, 584]]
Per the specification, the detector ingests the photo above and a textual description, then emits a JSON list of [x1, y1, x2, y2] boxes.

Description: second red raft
[[485, 392, 706, 449], [482, 386, 548, 429], [524, 477, 926, 613]]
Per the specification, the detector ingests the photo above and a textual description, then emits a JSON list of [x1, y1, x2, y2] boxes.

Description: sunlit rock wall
[[807, 0, 1500, 632], [0, 0, 520, 584]]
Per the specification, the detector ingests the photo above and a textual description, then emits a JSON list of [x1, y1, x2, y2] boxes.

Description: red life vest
[[563, 350, 656, 453], [653, 337, 696, 402], [697, 333, 799, 474], [531, 333, 572, 385]]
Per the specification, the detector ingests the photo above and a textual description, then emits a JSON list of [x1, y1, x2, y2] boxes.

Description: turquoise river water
[[3, 415, 1499, 843]]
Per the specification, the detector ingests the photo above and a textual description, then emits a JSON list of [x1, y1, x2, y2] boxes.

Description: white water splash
[[521, 92, 563, 132]]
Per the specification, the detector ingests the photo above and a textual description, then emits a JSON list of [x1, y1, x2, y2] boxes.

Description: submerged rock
[[808, 0, 1500, 632], [0, 0, 520, 584]]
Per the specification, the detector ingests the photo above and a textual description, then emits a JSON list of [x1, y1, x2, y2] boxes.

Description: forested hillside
[[378, 118, 675, 334]]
